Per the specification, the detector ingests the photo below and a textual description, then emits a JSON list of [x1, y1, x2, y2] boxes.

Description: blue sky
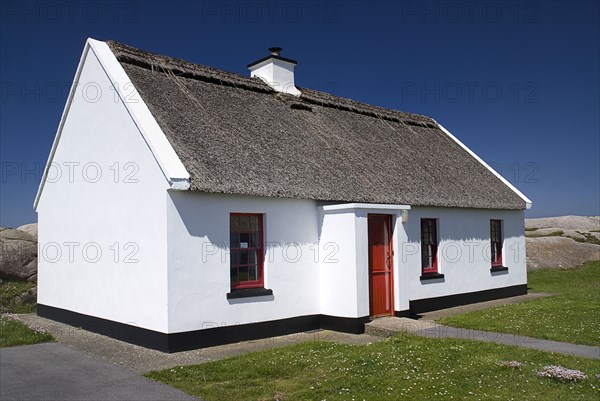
[[1, 0, 598, 227]]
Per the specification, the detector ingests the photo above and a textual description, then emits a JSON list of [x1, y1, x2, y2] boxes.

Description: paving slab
[[0, 343, 199, 401]]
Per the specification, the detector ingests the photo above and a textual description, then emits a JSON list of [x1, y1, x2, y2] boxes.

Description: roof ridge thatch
[[106, 40, 436, 128], [107, 40, 272, 92], [108, 39, 527, 210]]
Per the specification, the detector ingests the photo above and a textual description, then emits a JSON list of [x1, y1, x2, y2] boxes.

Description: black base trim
[[410, 284, 527, 314], [38, 284, 528, 352], [37, 304, 170, 352], [37, 305, 368, 353], [227, 288, 273, 299], [394, 310, 411, 318], [167, 315, 320, 352], [490, 266, 509, 273], [320, 315, 369, 334]]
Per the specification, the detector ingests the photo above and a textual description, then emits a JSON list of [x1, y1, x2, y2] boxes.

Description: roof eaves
[[435, 121, 532, 209], [93, 39, 190, 188]]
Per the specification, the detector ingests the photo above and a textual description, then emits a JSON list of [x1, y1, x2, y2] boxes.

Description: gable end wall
[[36, 46, 170, 332]]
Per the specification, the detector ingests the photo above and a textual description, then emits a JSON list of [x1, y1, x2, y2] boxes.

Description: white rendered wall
[[36, 49, 170, 332], [318, 210, 360, 318], [319, 205, 408, 318], [319, 205, 525, 317], [166, 192, 321, 333], [401, 207, 527, 304]]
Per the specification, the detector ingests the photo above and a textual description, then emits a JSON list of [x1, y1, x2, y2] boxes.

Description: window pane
[[247, 249, 257, 265], [491, 220, 501, 241], [490, 220, 502, 266], [421, 219, 437, 271], [239, 232, 250, 249], [238, 266, 249, 282], [230, 213, 264, 289], [249, 265, 257, 281], [239, 216, 250, 231], [240, 250, 248, 265], [230, 251, 240, 267], [230, 232, 239, 249], [250, 216, 259, 231], [251, 230, 260, 248], [422, 247, 429, 267], [230, 216, 239, 232]]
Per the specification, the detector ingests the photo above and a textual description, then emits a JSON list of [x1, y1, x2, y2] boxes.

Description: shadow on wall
[[401, 210, 525, 270], [168, 190, 228, 247], [167, 191, 321, 307], [168, 190, 321, 247]]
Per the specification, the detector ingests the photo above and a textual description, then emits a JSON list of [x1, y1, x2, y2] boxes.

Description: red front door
[[368, 214, 394, 317]]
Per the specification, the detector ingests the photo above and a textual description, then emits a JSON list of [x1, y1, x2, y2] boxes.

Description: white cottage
[[35, 39, 531, 352]]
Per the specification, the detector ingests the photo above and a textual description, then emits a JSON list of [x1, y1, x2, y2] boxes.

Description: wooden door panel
[[368, 214, 394, 316]]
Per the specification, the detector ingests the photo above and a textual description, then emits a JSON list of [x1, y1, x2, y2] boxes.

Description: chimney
[[248, 47, 301, 97]]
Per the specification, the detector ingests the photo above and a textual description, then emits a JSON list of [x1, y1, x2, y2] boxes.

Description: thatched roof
[[107, 41, 526, 210]]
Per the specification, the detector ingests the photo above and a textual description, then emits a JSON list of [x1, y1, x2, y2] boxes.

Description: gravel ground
[[13, 294, 555, 375], [15, 314, 383, 374]]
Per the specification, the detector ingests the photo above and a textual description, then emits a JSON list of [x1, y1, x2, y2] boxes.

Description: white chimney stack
[[248, 47, 301, 97]]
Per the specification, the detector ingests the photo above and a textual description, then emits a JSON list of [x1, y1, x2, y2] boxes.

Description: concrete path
[[365, 317, 600, 360], [0, 343, 199, 401], [5, 291, 597, 401], [1, 318, 381, 401], [417, 324, 600, 359]]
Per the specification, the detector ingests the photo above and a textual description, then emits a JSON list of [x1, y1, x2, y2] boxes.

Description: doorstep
[[365, 317, 438, 338]]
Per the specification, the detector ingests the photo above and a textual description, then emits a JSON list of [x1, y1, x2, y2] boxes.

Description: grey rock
[[17, 223, 38, 239], [526, 236, 600, 270], [27, 273, 37, 283], [0, 228, 35, 242], [0, 229, 37, 280], [525, 215, 600, 231], [24, 258, 37, 274], [18, 291, 36, 305]]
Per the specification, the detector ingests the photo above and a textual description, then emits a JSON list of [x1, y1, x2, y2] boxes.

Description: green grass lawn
[[0, 280, 54, 347], [146, 333, 600, 401], [439, 260, 600, 346], [0, 280, 37, 314], [0, 314, 54, 348]]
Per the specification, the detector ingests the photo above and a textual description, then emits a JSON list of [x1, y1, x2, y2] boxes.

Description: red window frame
[[230, 213, 264, 290], [421, 218, 438, 274], [490, 219, 503, 267]]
